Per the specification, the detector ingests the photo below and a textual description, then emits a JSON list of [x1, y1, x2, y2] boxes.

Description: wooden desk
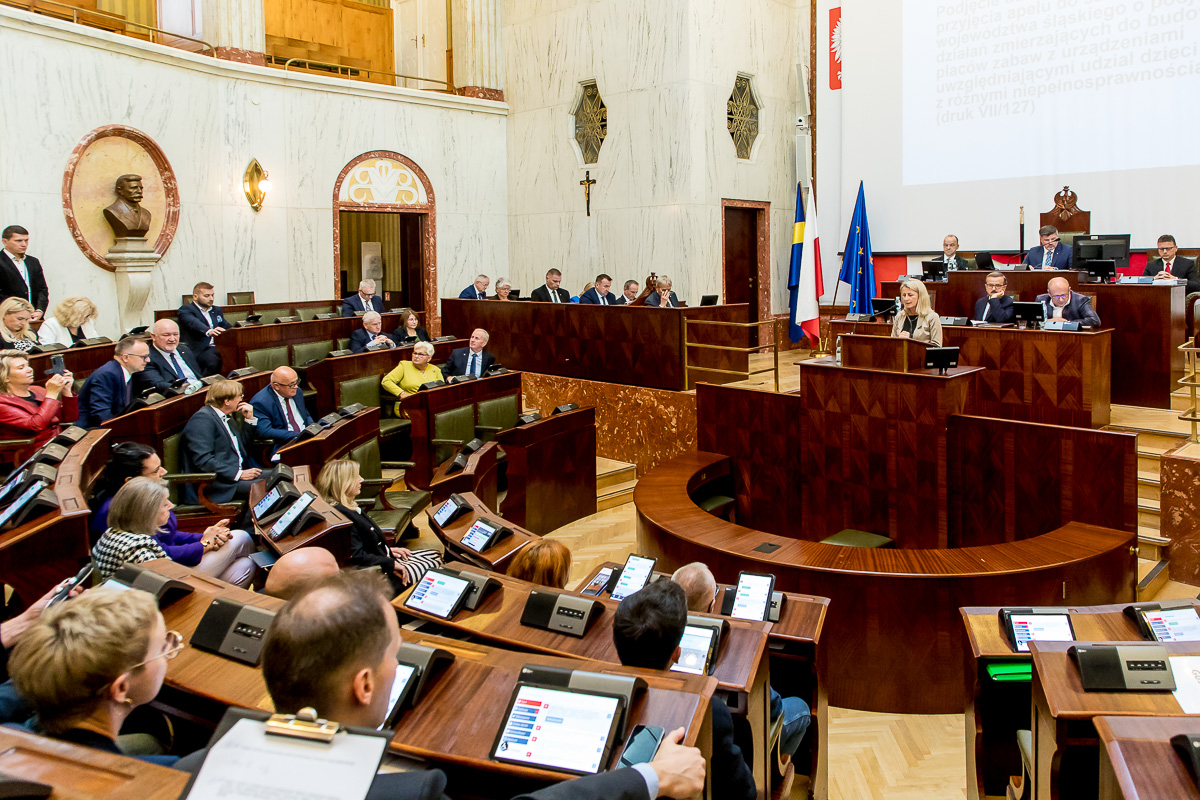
[[960, 602, 1197, 800], [274, 407, 380, 469], [0, 725, 189, 799], [391, 630, 714, 798], [827, 319, 1113, 428], [881, 270, 1080, 313], [248, 465, 352, 561], [496, 406, 597, 535], [427, 442, 503, 510], [637, 450, 1136, 718], [27, 341, 117, 381], [1030, 640, 1200, 800], [1096, 716, 1200, 800], [395, 564, 772, 796], [0, 429, 108, 604], [440, 298, 750, 391], [425, 492, 535, 571], [213, 313, 403, 374], [154, 299, 339, 321], [303, 339, 465, 417]]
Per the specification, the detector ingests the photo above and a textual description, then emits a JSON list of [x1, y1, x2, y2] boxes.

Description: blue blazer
[[181, 406, 261, 503], [644, 290, 681, 307], [177, 303, 230, 355], [250, 384, 313, 446], [1022, 243, 1073, 270], [458, 286, 488, 300], [349, 328, 396, 354], [444, 347, 495, 377], [972, 295, 1015, 323], [1037, 291, 1101, 327], [133, 345, 205, 395], [341, 294, 384, 317], [578, 288, 618, 305], [76, 361, 130, 428]]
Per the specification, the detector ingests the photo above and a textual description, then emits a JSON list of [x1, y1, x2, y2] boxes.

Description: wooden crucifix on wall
[[580, 171, 596, 216]]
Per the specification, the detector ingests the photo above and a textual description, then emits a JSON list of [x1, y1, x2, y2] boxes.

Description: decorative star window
[[727, 75, 760, 160], [573, 81, 608, 164]]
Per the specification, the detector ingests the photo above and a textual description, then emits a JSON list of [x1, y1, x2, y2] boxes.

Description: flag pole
[[813, 280, 839, 357]]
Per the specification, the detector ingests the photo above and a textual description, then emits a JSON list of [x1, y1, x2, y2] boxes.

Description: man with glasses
[[1038, 276, 1100, 327], [1143, 234, 1199, 294], [972, 271, 1015, 323], [251, 367, 313, 460], [76, 337, 151, 427], [1022, 225, 1073, 270], [134, 319, 208, 396], [342, 279, 384, 317]]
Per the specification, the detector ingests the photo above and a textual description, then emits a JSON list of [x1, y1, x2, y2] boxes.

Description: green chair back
[[338, 375, 382, 409], [337, 337, 350, 351], [223, 310, 249, 326], [292, 340, 334, 367], [476, 395, 520, 440], [162, 432, 183, 504], [298, 306, 323, 321], [350, 437, 383, 480], [227, 291, 255, 305], [432, 405, 476, 464], [245, 346, 288, 373]]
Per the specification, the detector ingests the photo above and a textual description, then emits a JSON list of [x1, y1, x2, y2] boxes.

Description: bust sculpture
[[103, 174, 153, 239]]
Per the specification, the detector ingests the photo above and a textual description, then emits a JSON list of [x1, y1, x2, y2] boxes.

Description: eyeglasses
[[126, 353, 151, 361], [273, 381, 300, 389], [1051, 293, 1070, 300], [1159, 245, 1177, 251], [985, 283, 1006, 289], [96, 630, 183, 696]]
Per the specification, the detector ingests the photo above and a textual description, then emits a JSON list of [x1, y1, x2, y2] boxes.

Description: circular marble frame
[[62, 125, 180, 273]]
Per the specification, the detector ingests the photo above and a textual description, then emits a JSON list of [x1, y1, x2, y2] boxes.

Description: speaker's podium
[[800, 334, 985, 549]]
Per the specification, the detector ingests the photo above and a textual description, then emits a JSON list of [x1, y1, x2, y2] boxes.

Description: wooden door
[[723, 206, 759, 345]]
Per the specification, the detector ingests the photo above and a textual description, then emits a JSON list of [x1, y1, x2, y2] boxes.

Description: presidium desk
[[634, 338, 1138, 717]]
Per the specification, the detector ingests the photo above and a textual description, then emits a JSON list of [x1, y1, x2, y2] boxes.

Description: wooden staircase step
[[1138, 452, 1161, 473], [1137, 471, 1161, 502], [1138, 526, 1168, 560], [597, 457, 637, 492], [597, 479, 637, 511], [1137, 559, 1171, 600]]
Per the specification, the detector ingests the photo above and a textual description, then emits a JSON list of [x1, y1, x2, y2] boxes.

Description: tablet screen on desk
[[270, 493, 315, 538], [0, 482, 44, 528], [491, 685, 623, 775], [1143, 608, 1200, 642], [671, 625, 717, 675], [253, 486, 281, 519], [1008, 613, 1075, 652], [460, 519, 497, 552], [610, 555, 655, 602], [432, 498, 457, 527], [731, 572, 775, 621], [0, 469, 27, 506], [404, 571, 471, 619], [379, 663, 417, 730]]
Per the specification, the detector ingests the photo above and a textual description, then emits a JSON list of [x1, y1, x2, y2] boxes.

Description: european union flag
[[838, 181, 876, 315]]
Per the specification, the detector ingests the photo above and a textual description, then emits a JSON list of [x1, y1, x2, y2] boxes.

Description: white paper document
[[184, 718, 386, 800], [1169, 656, 1200, 714]]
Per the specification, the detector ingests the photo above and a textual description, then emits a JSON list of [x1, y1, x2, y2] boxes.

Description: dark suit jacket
[[712, 696, 757, 800], [1022, 243, 1073, 270], [334, 502, 406, 595], [392, 326, 431, 346], [1144, 256, 1200, 294], [134, 345, 205, 394], [972, 295, 1015, 323], [578, 288, 618, 305], [933, 254, 969, 271], [76, 360, 131, 428], [611, 294, 637, 306], [181, 406, 261, 503], [530, 285, 571, 303], [250, 385, 313, 446], [0, 252, 48, 313], [458, 286, 488, 300], [177, 303, 231, 355], [644, 291, 681, 307], [1037, 291, 1101, 327], [341, 294, 385, 317], [350, 328, 397, 354], [444, 347, 495, 377]]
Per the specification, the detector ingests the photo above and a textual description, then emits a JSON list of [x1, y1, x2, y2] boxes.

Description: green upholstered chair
[[349, 437, 433, 544], [298, 306, 324, 321], [957, 255, 977, 270], [431, 405, 476, 465], [337, 337, 351, 351], [338, 376, 410, 440], [223, 310, 249, 326], [292, 340, 333, 368], [227, 291, 254, 305], [475, 395, 520, 441], [160, 431, 244, 517], [245, 346, 288, 373], [819, 529, 894, 548]]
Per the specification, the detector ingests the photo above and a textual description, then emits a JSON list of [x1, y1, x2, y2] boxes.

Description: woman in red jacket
[[0, 349, 77, 458]]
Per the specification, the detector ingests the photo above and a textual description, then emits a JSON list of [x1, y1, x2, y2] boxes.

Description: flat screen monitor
[[403, 571, 472, 619], [699, 295, 718, 306], [1007, 612, 1075, 653], [871, 297, 899, 318], [432, 498, 460, 527], [253, 485, 283, 520], [974, 251, 995, 271], [1084, 259, 1118, 283], [609, 554, 656, 602], [670, 625, 717, 675], [491, 684, 624, 775], [268, 493, 315, 539], [921, 260, 947, 282], [379, 662, 419, 730], [1142, 607, 1200, 642], [1012, 301, 1045, 326], [1072, 233, 1131, 273], [924, 346, 960, 375]]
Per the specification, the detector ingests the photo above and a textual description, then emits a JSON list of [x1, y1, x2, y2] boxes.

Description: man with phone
[[612, 580, 757, 800], [177, 571, 707, 799], [75, 337, 151, 427]]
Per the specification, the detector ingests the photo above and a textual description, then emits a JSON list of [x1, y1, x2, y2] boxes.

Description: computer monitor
[[1012, 301, 1045, 328], [924, 347, 960, 375], [871, 297, 899, 319], [1084, 259, 1118, 284], [921, 260, 947, 282], [1072, 233, 1131, 274], [974, 251, 995, 271], [699, 295, 718, 306]]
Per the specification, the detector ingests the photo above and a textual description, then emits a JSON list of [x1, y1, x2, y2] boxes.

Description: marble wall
[[503, 0, 807, 317], [0, 7, 507, 338]]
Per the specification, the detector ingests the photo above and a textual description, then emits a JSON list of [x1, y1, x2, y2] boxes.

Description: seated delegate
[[381, 341, 443, 416], [134, 318, 206, 395], [91, 476, 172, 581], [972, 271, 1015, 323], [1022, 225, 1073, 270], [0, 298, 38, 353], [459, 274, 490, 300], [314, 459, 442, 596], [341, 279, 384, 317], [443, 328, 495, 378], [0, 349, 76, 457], [1143, 234, 1200, 294], [180, 380, 262, 503], [349, 311, 397, 354], [1038, 277, 1101, 327], [37, 296, 99, 347], [644, 275, 681, 307], [612, 279, 640, 305], [76, 337, 150, 428], [891, 279, 944, 346], [579, 273, 618, 305], [934, 234, 965, 270], [493, 277, 514, 300], [506, 538, 571, 589], [392, 307, 430, 345], [90, 442, 256, 588], [530, 269, 570, 303], [250, 366, 313, 458]]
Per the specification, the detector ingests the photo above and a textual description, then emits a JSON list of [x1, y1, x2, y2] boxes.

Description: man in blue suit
[[341, 279, 385, 317], [134, 319, 206, 395], [1038, 277, 1101, 327], [250, 366, 313, 460], [972, 272, 1016, 323], [182, 380, 262, 503], [1022, 226, 1074, 270], [76, 337, 150, 428], [178, 282, 231, 375], [458, 274, 490, 300], [579, 274, 618, 305], [444, 329, 495, 377], [349, 312, 397, 353]]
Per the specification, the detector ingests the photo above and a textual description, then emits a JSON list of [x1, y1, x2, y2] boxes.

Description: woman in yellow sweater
[[380, 341, 442, 416]]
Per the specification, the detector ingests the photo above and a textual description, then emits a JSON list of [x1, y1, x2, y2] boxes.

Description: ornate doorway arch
[[333, 151, 439, 334]]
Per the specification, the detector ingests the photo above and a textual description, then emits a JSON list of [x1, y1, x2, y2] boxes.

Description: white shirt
[[3, 251, 31, 301], [194, 302, 216, 344], [119, 363, 133, 385], [273, 389, 306, 432], [1050, 303, 1065, 319], [154, 345, 198, 383], [211, 405, 245, 466], [548, 285, 560, 303]]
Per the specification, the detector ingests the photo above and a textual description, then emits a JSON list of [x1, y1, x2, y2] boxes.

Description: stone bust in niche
[[103, 174, 152, 239]]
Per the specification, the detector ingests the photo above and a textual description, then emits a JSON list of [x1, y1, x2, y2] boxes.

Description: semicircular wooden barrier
[[635, 450, 1137, 715]]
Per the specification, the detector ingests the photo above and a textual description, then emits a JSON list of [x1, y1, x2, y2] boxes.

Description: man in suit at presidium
[[1144, 234, 1200, 294], [1022, 225, 1074, 270]]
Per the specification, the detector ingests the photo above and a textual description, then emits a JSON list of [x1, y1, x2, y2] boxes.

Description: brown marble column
[[1160, 441, 1200, 583]]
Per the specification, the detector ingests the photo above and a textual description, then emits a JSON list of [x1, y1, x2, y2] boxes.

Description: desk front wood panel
[[1095, 716, 1200, 800], [880, 270, 1080, 315], [440, 299, 750, 391], [214, 313, 403, 373], [496, 406, 597, 535]]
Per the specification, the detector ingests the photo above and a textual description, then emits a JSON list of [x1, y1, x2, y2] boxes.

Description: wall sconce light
[[243, 159, 272, 211]]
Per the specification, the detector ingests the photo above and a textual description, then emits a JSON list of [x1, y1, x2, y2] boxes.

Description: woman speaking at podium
[[891, 280, 943, 347]]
